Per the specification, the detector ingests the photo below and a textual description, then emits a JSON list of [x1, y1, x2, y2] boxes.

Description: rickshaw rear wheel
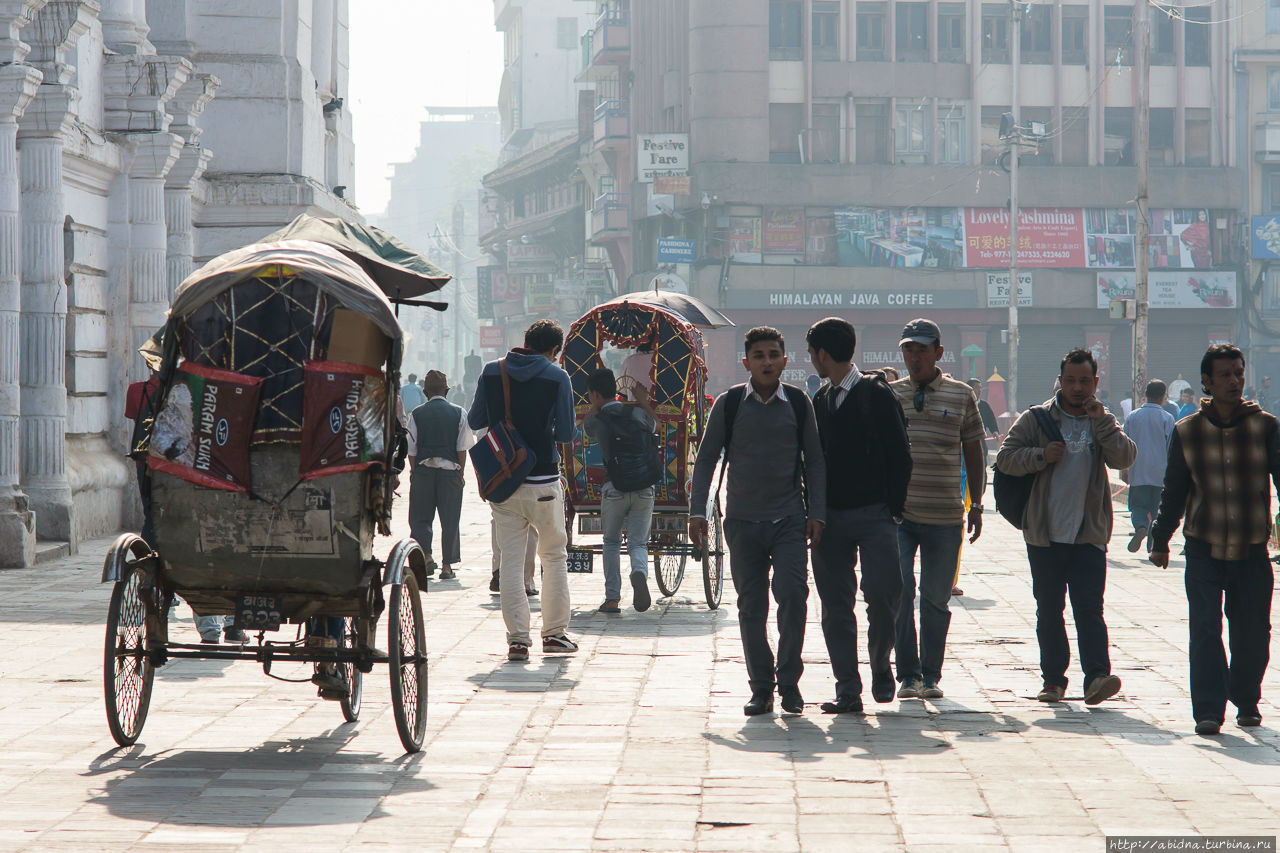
[[339, 617, 362, 722], [388, 572, 427, 753], [654, 537, 686, 597], [703, 498, 725, 610], [103, 536, 158, 747]]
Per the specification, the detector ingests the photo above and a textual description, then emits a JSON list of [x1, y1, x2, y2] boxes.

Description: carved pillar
[[0, 0, 45, 567], [164, 72, 216, 299], [17, 0, 95, 545], [126, 132, 181, 380], [98, 0, 148, 54]]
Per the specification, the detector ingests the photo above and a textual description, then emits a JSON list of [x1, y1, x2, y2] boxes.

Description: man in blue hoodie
[[468, 319, 577, 661]]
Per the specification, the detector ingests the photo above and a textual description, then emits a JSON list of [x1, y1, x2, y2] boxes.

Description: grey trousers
[[409, 465, 463, 565]]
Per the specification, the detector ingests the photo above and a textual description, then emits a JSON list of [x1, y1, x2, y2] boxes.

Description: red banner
[[963, 208, 1087, 268], [763, 208, 805, 253], [478, 326, 505, 349], [149, 363, 262, 493], [299, 360, 384, 480]]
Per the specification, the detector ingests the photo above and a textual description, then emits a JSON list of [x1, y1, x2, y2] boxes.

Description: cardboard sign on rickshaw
[[299, 359, 387, 479], [149, 363, 263, 492]]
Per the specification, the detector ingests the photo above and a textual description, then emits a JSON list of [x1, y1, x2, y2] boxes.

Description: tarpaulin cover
[[149, 363, 262, 492], [299, 360, 386, 479]]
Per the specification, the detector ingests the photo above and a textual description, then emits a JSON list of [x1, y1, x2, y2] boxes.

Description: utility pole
[[1007, 0, 1022, 413], [1133, 0, 1150, 410], [452, 201, 465, 382]]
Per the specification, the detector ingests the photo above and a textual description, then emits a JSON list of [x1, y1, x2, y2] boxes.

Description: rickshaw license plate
[[567, 549, 594, 573], [234, 594, 282, 631]]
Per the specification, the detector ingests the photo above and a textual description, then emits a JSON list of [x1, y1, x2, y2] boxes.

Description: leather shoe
[[871, 672, 895, 703], [1237, 708, 1263, 728], [779, 686, 804, 714], [819, 695, 864, 714], [743, 691, 774, 716]]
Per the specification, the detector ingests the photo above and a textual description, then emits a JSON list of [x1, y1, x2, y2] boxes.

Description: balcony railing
[[593, 99, 629, 146], [592, 192, 629, 239], [591, 9, 629, 63]]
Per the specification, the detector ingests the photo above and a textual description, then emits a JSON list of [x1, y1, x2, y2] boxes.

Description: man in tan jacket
[[996, 348, 1136, 705]]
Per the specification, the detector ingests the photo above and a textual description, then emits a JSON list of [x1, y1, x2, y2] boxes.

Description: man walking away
[[689, 326, 826, 716], [997, 348, 1136, 705], [583, 368, 659, 613], [1150, 344, 1278, 736], [469, 319, 577, 661], [1123, 380, 1174, 553], [890, 319, 986, 700], [806, 318, 911, 712], [408, 370, 474, 581], [401, 373, 426, 413], [970, 377, 1000, 464]]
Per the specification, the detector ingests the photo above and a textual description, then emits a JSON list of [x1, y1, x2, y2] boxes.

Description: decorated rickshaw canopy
[[562, 295, 723, 410]]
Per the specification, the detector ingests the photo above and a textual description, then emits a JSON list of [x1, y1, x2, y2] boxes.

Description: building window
[[1104, 5, 1132, 64], [856, 2, 886, 60], [1152, 11, 1174, 65], [1020, 4, 1052, 64], [1061, 6, 1087, 65], [770, 0, 803, 60], [937, 103, 965, 164], [556, 17, 577, 50], [980, 105, 1010, 165], [1184, 7, 1209, 66], [770, 103, 803, 163], [812, 1, 840, 60], [1150, 108, 1175, 165], [1104, 107, 1133, 165], [1270, 0, 1280, 34], [895, 103, 928, 160], [811, 102, 841, 163], [1265, 268, 1280, 314], [1185, 107, 1211, 165], [1265, 168, 1280, 213], [981, 4, 1009, 63], [854, 100, 890, 164], [1269, 69, 1280, 111], [1060, 107, 1089, 165], [937, 3, 965, 62], [895, 2, 928, 61]]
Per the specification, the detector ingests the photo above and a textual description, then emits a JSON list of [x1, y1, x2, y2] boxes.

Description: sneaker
[[1037, 683, 1066, 702], [438, 565, 456, 581], [507, 642, 529, 661], [921, 680, 944, 699], [224, 626, 247, 644], [1194, 718, 1222, 736], [199, 634, 220, 645], [1083, 674, 1122, 705], [631, 571, 651, 612], [897, 677, 923, 699], [542, 634, 579, 654], [489, 570, 500, 593], [1127, 526, 1148, 553]]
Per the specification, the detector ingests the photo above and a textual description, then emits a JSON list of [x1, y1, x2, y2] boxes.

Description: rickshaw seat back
[[151, 444, 374, 597]]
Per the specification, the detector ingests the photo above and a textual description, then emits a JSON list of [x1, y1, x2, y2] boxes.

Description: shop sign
[[653, 175, 691, 195], [964, 208, 1088, 268], [491, 269, 524, 319], [648, 272, 688, 294], [656, 238, 696, 263], [1253, 215, 1280, 259], [724, 290, 976, 309], [986, 271, 1033, 307], [506, 242, 558, 274], [636, 133, 689, 182], [526, 279, 556, 313], [763, 208, 806, 253], [478, 325, 504, 350], [1095, 270, 1237, 309], [476, 265, 496, 320]]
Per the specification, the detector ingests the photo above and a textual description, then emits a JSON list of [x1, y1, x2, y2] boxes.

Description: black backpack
[[992, 406, 1063, 530], [598, 406, 663, 492]]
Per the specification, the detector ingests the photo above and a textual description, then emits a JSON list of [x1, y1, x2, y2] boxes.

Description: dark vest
[[413, 398, 462, 461]]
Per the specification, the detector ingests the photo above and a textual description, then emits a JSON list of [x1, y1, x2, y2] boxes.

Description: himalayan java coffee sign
[[149, 363, 263, 493]]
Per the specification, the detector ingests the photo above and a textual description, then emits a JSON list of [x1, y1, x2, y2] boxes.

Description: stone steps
[[34, 540, 70, 564]]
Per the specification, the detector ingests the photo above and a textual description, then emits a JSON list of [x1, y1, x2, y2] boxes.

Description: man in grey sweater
[[690, 327, 826, 716]]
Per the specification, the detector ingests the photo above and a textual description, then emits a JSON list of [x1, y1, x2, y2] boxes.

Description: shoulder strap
[[499, 360, 516, 429], [1030, 405, 1064, 444], [714, 385, 748, 502]]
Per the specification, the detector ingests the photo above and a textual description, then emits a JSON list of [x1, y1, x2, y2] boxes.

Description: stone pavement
[[1, 484, 1278, 852]]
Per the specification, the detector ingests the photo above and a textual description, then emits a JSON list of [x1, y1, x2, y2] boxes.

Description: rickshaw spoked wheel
[[703, 497, 725, 610], [653, 536, 687, 598], [103, 536, 158, 747], [339, 616, 362, 722], [388, 571, 427, 753]]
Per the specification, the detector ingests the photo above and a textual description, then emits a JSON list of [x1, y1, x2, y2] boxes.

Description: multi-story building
[[613, 0, 1243, 402], [0, 0, 357, 567]]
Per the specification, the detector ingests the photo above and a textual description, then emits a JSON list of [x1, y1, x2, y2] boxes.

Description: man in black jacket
[[806, 318, 913, 711]]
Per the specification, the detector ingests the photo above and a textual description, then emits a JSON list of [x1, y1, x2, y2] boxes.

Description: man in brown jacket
[[996, 348, 1136, 705]]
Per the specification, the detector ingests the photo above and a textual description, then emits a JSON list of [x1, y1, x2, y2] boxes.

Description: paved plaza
[[1, 484, 1278, 852]]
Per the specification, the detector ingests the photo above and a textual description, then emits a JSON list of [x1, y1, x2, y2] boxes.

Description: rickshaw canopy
[[595, 290, 734, 330]]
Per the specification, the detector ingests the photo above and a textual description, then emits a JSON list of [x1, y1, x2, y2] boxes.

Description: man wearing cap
[[890, 319, 986, 700], [407, 370, 474, 581]]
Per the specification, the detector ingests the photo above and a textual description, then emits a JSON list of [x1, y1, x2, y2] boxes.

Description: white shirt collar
[[835, 364, 862, 392], [748, 381, 788, 404], [427, 394, 448, 402]]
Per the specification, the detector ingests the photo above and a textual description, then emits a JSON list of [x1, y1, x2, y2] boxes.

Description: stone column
[[126, 131, 182, 381], [164, 72, 216, 299], [98, 0, 148, 53], [0, 0, 45, 568]]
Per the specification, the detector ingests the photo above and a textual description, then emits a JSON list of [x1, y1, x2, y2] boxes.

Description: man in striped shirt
[[890, 319, 986, 700]]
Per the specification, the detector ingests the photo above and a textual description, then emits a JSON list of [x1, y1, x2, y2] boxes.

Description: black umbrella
[[598, 290, 734, 329]]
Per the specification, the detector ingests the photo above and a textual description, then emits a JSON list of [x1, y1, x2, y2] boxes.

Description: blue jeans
[[1128, 485, 1162, 539], [1027, 543, 1110, 690], [601, 484, 655, 601], [895, 520, 962, 684]]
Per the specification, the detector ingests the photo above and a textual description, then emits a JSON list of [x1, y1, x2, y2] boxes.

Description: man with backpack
[[468, 319, 577, 662], [689, 326, 826, 716], [996, 347, 1135, 705], [805, 318, 912, 712], [583, 368, 660, 614]]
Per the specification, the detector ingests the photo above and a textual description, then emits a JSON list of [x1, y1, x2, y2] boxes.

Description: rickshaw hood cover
[[170, 240, 404, 344]]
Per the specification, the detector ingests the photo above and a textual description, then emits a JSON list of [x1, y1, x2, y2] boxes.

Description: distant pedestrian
[[689, 326, 826, 716], [1153, 379, 1180, 421], [969, 377, 1000, 463], [1150, 344, 1277, 736], [996, 348, 1135, 705], [880, 366, 900, 381], [468, 320, 577, 661], [583, 368, 659, 614], [1122, 380, 1174, 553], [401, 373, 426, 413], [408, 370, 474, 581], [1177, 387, 1197, 420], [805, 374, 822, 397], [890, 319, 986, 700], [806, 318, 911, 712]]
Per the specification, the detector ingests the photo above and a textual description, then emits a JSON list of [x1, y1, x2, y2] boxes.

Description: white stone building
[[0, 0, 357, 567]]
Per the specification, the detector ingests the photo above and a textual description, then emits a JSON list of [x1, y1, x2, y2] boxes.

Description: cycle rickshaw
[[103, 220, 449, 753], [559, 291, 733, 608]]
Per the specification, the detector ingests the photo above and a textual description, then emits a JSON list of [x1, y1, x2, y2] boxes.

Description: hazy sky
[[349, 3, 503, 217]]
